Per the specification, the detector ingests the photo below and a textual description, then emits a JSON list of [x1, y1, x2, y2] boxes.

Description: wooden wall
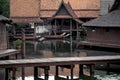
[[0, 23, 7, 50], [86, 27, 120, 45]]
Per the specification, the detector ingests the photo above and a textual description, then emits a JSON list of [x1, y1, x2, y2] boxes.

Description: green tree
[[0, 0, 10, 17]]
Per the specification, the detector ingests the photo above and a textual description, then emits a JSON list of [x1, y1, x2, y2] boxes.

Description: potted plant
[[13, 39, 22, 49]]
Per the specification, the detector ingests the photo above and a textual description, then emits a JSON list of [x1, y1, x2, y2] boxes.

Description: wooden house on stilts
[[10, 0, 43, 39], [83, 0, 120, 48], [10, 0, 100, 39]]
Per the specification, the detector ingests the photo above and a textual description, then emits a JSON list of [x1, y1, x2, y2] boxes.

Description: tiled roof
[[10, 0, 39, 17], [10, 0, 100, 22], [100, 0, 115, 15], [40, 0, 61, 10], [11, 17, 43, 23], [40, 0, 100, 18], [69, 0, 100, 10], [52, 1, 83, 24], [83, 0, 120, 27], [40, 0, 100, 10], [83, 10, 120, 27]]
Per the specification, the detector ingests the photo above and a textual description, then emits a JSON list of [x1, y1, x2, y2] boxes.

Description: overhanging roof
[[11, 17, 43, 23], [83, 10, 120, 27], [52, 1, 77, 18], [52, 1, 83, 24]]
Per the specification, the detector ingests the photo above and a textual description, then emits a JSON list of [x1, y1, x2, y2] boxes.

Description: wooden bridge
[[0, 55, 120, 80], [0, 56, 120, 68], [0, 49, 19, 58]]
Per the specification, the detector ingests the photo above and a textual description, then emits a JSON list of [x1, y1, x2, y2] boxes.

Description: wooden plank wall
[[0, 23, 7, 50]]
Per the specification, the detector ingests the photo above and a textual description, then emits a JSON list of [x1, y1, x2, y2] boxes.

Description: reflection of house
[[0, 15, 11, 49], [10, 0, 100, 38], [83, 0, 120, 48]]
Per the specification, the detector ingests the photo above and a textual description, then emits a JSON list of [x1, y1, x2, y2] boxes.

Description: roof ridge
[[52, 0, 78, 18]]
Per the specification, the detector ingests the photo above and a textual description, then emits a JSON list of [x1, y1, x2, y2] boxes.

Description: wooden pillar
[[34, 41, 38, 53], [107, 63, 110, 75], [12, 68, 16, 80], [55, 66, 59, 77], [67, 76, 69, 80], [89, 64, 95, 77], [76, 23, 80, 41], [79, 64, 84, 76], [21, 29, 26, 59], [70, 19, 72, 37], [34, 25, 36, 40], [70, 65, 74, 80], [70, 19, 73, 56], [15, 54, 18, 59], [21, 29, 26, 80], [13, 24, 16, 35], [6, 31, 9, 49], [34, 67, 38, 80], [61, 19, 64, 32], [5, 56, 9, 80], [5, 68, 9, 80], [44, 67, 49, 80], [55, 19, 57, 35], [55, 66, 59, 79]]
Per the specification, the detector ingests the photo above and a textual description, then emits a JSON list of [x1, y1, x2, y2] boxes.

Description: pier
[[0, 55, 120, 80]]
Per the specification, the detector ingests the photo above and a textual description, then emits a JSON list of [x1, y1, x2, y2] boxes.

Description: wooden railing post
[[89, 64, 95, 77], [21, 28, 26, 80], [34, 67, 38, 80], [5, 68, 9, 80], [21, 28, 26, 59], [79, 64, 84, 76]]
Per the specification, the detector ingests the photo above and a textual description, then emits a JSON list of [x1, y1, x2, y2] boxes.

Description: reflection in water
[[26, 40, 120, 58], [26, 40, 77, 58], [26, 40, 90, 58]]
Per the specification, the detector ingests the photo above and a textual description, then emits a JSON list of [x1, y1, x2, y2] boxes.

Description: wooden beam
[[0, 56, 120, 68]]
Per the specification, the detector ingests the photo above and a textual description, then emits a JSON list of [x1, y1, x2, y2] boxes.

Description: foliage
[[0, 0, 10, 17], [13, 39, 22, 46]]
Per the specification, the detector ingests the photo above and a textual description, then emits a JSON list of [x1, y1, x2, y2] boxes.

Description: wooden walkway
[[0, 55, 120, 80], [0, 49, 20, 58], [0, 55, 120, 68]]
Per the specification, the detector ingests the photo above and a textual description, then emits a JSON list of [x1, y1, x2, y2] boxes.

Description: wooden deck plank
[[0, 49, 20, 58], [0, 55, 120, 68]]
